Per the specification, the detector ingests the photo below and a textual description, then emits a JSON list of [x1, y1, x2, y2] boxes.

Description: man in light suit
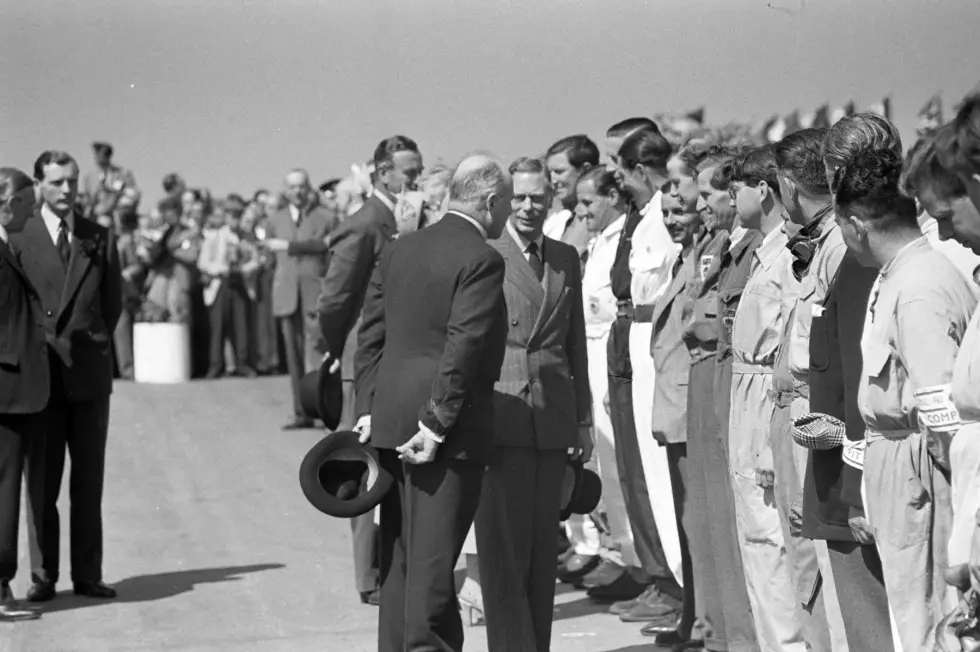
[[475, 156, 593, 652], [11, 151, 122, 602], [354, 154, 512, 652], [265, 169, 338, 430]]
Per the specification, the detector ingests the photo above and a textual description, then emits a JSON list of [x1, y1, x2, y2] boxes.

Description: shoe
[[73, 581, 116, 598], [282, 417, 316, 431], [580, 559, 625, 590], [640, 615, 683, 636], [236, 366, 259, 378], [609, 584, 656, 615], [0, 584, 40, 622], [205, 367, 224, 379], [619, 585, 682, 622], [556, 554, 599, 584], [359, 590, 379, 606], [26, 582, 55, 603], [587, 567, 649, 602]]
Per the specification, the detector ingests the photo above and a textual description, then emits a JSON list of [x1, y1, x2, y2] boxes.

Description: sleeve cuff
[[418, 421, 445, 443]]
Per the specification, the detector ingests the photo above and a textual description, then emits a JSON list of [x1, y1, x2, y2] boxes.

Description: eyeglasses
[[727, 183, 744, 200]]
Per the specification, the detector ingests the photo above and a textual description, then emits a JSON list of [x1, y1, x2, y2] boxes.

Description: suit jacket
[[354, 213, 507, 462], [802, 252, 878, 542], [651, 254, 693, 445], [318, 193, 396, 359], [0, 238, 50, 413], [10, 209, 122, 401], [267, 200, 337, 318], [490, 230, 591, 450]]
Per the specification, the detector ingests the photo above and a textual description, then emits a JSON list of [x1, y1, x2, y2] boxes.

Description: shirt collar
[[507, 218, 543, 253], [755, 227, 789, 271], [639, 191, 662, 217], [41, 203, 73, 231], [728, 225, 747, 250], [0, 223, 7, 244], [444, 210, 487, 239], [601, 214, 626, 240], [880, 236, 930, 278]]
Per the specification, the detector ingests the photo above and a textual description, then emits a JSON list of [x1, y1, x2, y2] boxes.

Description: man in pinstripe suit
[[474, 156, 593, 652]]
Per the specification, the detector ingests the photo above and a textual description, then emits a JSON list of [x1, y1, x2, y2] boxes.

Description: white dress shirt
[[506, 219, 544, 266], [0, 224, 8, 244], [41, 203, 72, 245], [288, 204, 301, 224], [583, 215, 625, 339], [629, 191, 679, 306], [542, 208, 571, 240]]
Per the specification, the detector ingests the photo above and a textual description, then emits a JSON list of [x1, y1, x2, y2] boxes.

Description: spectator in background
[[84, 142, 139, 224], [162, 173, 186, 202], [114, 198, 144, 380], [240, 203, 278, 374], [543, 135, 600, 259], [418, 163, 453, 227]]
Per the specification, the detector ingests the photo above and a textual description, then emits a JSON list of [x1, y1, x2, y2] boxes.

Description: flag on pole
[[685, 107, 705, 124], [916, 94, 943, 135]]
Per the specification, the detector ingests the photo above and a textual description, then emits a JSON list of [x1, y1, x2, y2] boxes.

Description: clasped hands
[[354, 414, 440, 465]]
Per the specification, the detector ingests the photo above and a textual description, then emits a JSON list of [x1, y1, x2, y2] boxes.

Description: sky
[[2, 0, 980, 206]]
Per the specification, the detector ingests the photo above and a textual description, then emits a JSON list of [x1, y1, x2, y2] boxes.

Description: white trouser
[[628, 321, 682, 585], [950, 423, 980, 566], [862, 459, 905, 652]]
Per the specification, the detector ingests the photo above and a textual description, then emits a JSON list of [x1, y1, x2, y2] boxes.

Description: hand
[[573, 425, 594, 463], [265, 238, 288, 252], [603, 392, 611, 416], [924, 429, 954, 474], [354, 415, 371, 444], [755, 446, 774, 489], [395, 431, 440, 465], [789, 499, 804, 537], [848, 515, 875, 545], [321, 350, 341, 374]]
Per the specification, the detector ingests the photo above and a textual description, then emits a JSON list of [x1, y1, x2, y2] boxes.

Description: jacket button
[[46, 310, 52, 317], [511, 318, 518, 326]]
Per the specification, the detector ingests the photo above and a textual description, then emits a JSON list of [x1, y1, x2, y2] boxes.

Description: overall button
[[510, 318, 518, 326], [46, 310, 53, 317]]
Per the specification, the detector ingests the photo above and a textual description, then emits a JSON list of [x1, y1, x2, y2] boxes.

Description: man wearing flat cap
[[83, 142, 139, 225]]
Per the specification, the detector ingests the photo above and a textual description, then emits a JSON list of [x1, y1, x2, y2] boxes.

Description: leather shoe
[[26, 582, 55, 603], [640, 615, 683, 636], [73, 581, 117, 598], [654, 630, 702, 647], [619, 585, 681, 622], [556, 553, 599, 584], [281, 417, 316, 431], [579, 559, 625, 589], [360, 590, 379, 606], [608, 592, 643, 615], [586, 567, 649, 602], [0, 584, 40, 621]]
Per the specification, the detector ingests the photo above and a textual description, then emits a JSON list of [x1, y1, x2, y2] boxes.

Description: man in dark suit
[[264, 169, 338, 429], [476, 156, 592, 652], [10, 151, 122, 602], [0, 167, 48, 621], [318, 135, 422, 605], [354, 154, 512, 652]]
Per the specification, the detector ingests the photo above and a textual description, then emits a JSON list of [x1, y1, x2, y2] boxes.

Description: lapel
[[529, 238, 566, 342], [18, 210, 66, 303], [366, 194, 397, 240], [0, 238, 33, 291], [652, 256, 688, 331], [59, 212, 99, 316], [497, 226, 545, 317]]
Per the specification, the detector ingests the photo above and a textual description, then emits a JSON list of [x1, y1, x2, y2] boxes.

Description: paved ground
[[0, 377, 658, 652]]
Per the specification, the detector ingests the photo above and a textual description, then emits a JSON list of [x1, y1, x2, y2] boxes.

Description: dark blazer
[[266, 200, 337, 318], [802, 252, 878, 541], [318, 193, 396, 359], [490, 230, 591, 450], [0, 238, 50, 413], [354, 212, 507, 462], [10, 209, 122, 401]]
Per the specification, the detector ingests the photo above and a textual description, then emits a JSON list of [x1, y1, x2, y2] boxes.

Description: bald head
[[284, 168, 312, 208], [447, 154, 513, 239]]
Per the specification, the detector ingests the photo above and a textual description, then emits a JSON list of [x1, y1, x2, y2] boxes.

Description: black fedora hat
[[299, 430, 394, 518], [559, 458, 602, 521], [297, 358, 344, 431]]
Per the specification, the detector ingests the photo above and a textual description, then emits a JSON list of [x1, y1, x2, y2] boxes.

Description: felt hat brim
[[299, 431, 393, 518]]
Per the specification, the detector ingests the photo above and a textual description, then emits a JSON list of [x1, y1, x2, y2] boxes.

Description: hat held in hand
[[297, 357, 344, 431], [299, 430, 393, 518], [792, 412, 846, 450], [559, 458, 602, 521]]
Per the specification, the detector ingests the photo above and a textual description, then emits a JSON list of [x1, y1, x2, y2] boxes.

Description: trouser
[[254, 268, 279, 373], [826, 541, 894, 652], [863, 433, 956, 651], [378, 449, 483, 652], [476, 448, 566, 652], [113, 307, 135, 378], [587, 333, 635, 566], [770, 397, 845, 652], [950, 423, 980, 566], [629, 321, 681, 585], [279, 305, 322, 419], [0, 414, 45, 584], [666, 443, 697, 637], [688, 357, 759, 652], [729, 367, 807, 652], [207, 279, 251, 373], [27, 395, 111, 585], [607, 317, 673, 588]]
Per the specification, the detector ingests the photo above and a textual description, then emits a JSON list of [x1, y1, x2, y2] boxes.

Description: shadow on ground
[[553, 595, 619, 622], [42, 563, 285, 613], [601, 646, 661, 652]]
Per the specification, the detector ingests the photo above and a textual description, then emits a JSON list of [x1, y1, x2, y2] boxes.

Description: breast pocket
[[717, 288, 742, 344]]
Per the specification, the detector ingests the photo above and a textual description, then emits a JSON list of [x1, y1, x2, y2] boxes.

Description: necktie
[[57, 220, 71, 267], [527, 241, 544, 283]]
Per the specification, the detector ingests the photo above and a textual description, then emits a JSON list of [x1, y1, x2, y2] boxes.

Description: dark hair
[[900, 125, 967, 198], [508, 156, 551, 187], [33, 150, 78, 180], [618, 129, 672, 171], [773, 128, 831, 195], [725, 146, 781, 197], [940, 91, 980, 177], [373, 135, 420, 172], [606, 117, 660, 139], [694, 144, 739, 176], [252, 189, 269, 202], [0, 167, 34, 200], [162, 173, 185, 194], [318, 178, 342, 194], [822, 113, 902, 170], [546, 135, 600, 170], [576, 167, 623, 198], [832, 149, 917, 231], [158, 196, 183, 215], [675, 141, 712, 175], [92, 141, 113, 157]]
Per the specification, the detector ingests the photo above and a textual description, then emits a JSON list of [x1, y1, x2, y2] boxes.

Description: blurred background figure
[[84, 141, 140, 224], [418, 163, 453, 227]]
